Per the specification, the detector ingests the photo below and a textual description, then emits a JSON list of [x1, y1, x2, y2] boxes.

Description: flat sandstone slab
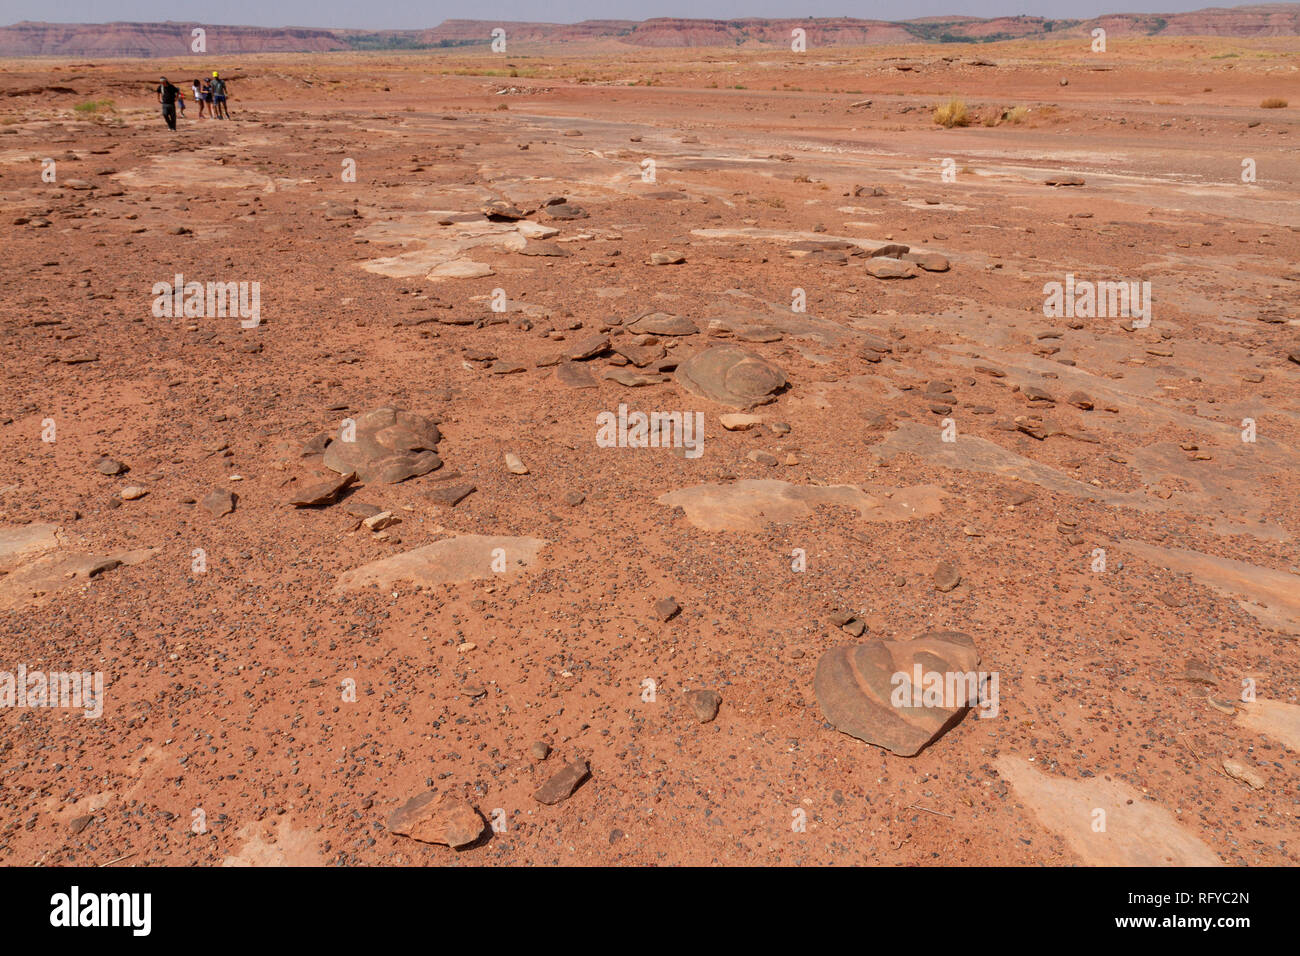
[[0, 548, 159, 610], [1236, 699, 1300, 752], [1120, 540, 1300, 635], [995, 756, 1223, 866], [659, 479, 944, 532], [0, 523, 65, 572], [335, 534, 546, 593]]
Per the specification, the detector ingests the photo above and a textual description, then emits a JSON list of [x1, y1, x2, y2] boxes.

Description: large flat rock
[[658, 479, 944, 532], [996, 756, 1223, 866], [0, 548, 158, 610], [0, 523, 65, 573], [1236, 698, 1300, 752], [335, 534, 546, 593], [1120, 541, 1300, 635]]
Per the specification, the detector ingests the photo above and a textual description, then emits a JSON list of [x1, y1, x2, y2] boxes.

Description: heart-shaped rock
[[814, 631, 984, 756]]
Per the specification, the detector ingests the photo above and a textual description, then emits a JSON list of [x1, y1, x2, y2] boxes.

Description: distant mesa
[[2, 8, 1298, 57]]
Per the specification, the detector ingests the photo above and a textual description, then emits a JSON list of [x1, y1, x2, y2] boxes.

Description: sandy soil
[[0, 37, 1298, 867]]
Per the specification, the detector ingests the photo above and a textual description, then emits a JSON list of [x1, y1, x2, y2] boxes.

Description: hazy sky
[[0, 0, 1250, 30]]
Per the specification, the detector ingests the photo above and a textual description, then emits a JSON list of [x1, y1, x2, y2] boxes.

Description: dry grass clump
[[933, 97, 970, 128]]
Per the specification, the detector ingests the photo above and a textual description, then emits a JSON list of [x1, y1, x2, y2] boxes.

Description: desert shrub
[[1260, 98, 1287, 109], [933, 97, 970, 128]]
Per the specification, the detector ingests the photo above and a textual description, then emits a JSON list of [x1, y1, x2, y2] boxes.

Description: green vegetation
[[73, 99, 114, 114], [342, 35, 478, 50]]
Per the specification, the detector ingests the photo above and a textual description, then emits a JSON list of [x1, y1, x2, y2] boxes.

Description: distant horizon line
[[7, 3, 1300, 32]]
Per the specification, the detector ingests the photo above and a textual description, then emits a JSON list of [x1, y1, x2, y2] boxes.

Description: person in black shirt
[[156, 76, 179, 131]]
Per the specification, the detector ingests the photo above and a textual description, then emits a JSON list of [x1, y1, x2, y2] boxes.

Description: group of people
[[155, 72, 231, 130]]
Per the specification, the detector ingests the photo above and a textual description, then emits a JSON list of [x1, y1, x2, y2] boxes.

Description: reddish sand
[[0, 37, 1297, 866]]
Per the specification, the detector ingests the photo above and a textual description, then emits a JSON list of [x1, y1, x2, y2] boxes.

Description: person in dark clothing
[[156, 76, 179, 131]]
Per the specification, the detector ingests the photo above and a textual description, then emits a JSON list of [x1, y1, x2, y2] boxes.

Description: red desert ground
[[0, 3, 1298, 866]]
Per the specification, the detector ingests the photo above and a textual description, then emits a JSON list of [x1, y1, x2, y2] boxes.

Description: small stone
[[685, 688, 722, 723], [426, 482, 476, 508], [505, 453, 529, 475], [322, 407, 440, 484], [96, 458, 126, 476], [865, 257, 915, 279], [530, 741, 551, 761], [481, 199, 528, 221], [387, 793, 485, 848], [720, 414, 763, 431], [200, 488, 235, 517], [904, 252, 950, 272], [556, 362, 599, 389], [628, 312, 698, 337], [648, 252, 685, 265], [544, 203, 588, 221], [533, 760, 590, 805], [363, 511, 399, 531], [933, 562, 962, 592], [566, 333, 609, 361], [674, 345, 784, 409], [562, 491, 585, 507], [119, 486, 147, 501], [1221, 759, 1265, 791], [288, 472, 356, 507], [518, 240, 571, 257], [654, 596, 681, 621]]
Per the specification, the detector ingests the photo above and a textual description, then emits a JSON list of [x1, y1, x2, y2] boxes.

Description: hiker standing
[[193, 78, 207, 119], [210, 71, 230, 120], [156, 76, 179, 131]]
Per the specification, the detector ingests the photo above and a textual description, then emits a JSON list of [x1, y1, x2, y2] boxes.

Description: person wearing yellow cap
[[210, 70, 230, 120]]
